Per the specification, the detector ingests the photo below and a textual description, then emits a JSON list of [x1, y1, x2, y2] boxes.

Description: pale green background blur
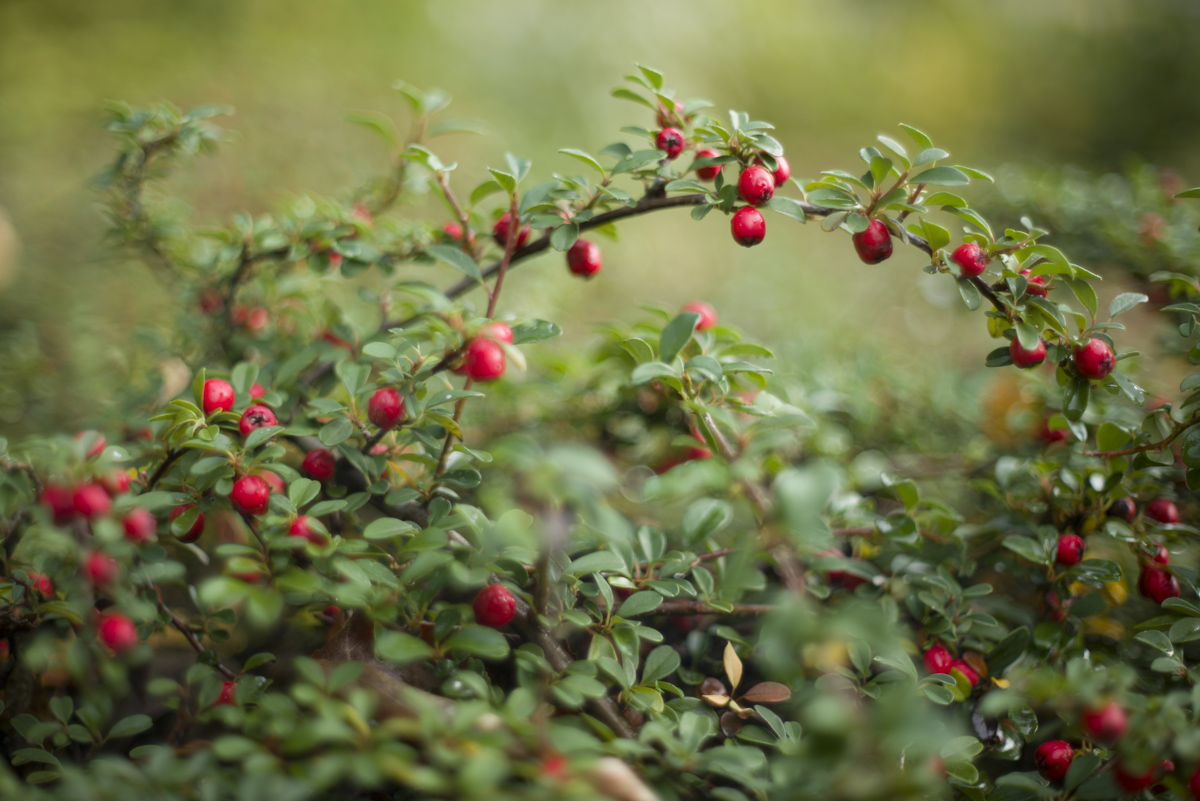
[[2, 0, 1199, 436]]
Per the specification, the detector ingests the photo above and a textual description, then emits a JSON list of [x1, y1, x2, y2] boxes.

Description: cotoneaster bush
[[0, 66, 1198, 801]]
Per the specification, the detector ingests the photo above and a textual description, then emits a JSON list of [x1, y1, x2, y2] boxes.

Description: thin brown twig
[[151, 587, 237, 679]]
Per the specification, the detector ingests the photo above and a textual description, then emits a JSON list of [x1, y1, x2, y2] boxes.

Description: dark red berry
[[1150, 543, 1170, 564], [694, 148, 722, 181], [1188, 766, 1200, 800], [202, 379, 236, 415], [367, 387, 405, 429], [473, 584, 516, 627], [567, 239, 602, 277], [122, 508, 156, 544], [238, 404, 278, 438], [480, 321, 513, 344], [950, 243, 987, 278], [1055, 534, 1085, 566], [730, 207, 766, 247], [655, 127, 685, 160], [492, 213, 531, 249], [1114, 762, 1156, 794], [302, 448, 337, 482], [1034, 741, 1074, 782], [1010, 337, 1047, 369], [1139, 565, 1180, 603], [83, 552, 120, 587], [1073, 338, 1115, 380], [73, 483, 112, 520], [27, 571, 53, 597], [462, 339, 506, 382], [98, 613, 138, 652], [1108, 497, 1137, 523], [40, 484, 77, 525], [769, 155, 790, 186], [950, 659, 979, 687], [1146, 497, 1178, 524], [737, 166, 775, 206], [852, 219, 893, 264], [923, 643, 953, 674], [215, 681, 236, 706], [1081, 700, 1127, 741], [169, 504, 204, 542], [1020, 268, 1049, 297], [1041, 419, 1068, 444], [231, 475, 271, 516], [289, 516, 328, 545]]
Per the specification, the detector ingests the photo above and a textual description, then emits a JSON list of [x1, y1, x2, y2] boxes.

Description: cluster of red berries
[[1109, 497, 1182, 604], [921, 642, 981, 690]]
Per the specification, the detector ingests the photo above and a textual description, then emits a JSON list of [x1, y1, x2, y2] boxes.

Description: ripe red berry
[[683, 301, 718, 331], [215, 680, 236, 706], [655, 127, 685, 160], [1040, 419, 1068, 444], [1114, 762, 1157, 794], [1072, 338, 1115, 380], [122, 508, 157, 544], [302, 448, 337, 482], [1034, 741, 1074, 782], [737, 166, 775, 206], [1020, 268, 1049, 297], [244, 307, 268, 334], [492, 213, 531, 249], [239, 404, 278, 438], [1146, 497, 1178, 524], [769, 155, 791, 186], [27, 571, 53, 597], [1188, 766, 1200, 800], [730, 206, 766, 247], [169, 503, 205, 543], [256, 470, 285, 495], [852, 219, 894, 264], [202, 379, 235, 415], [442, 222, 464, 241], [1010, 336, 1047, 369], [694, 148, 722, 181], [1108, 497, 1137, 522], [566, 239, 602, 278], [98, 612, 139, 653], [83, 552, 120, 587], [289, 516, 328, 545], [473, 584, 516, 627], [1138, 565, 1180, 603], [100, 470, 131, 496], [1055, 534, 1085, 566], [950, 242, 987, 278], [480, 321, 514, 344], [1081, 701, 1127, 741], [687, 429, 712, 461], [949, 659, 979, 687], [367, 387, 405, 429], [76, 430, 106, 459], [249, 382, 265, 400], [462, 338, 506, 382], [231, 475, 271, 516], [1150, 543, 1170, 564], [923, 643, 953, 674], [40, 484, 77, 525], [73, 483, 112, 520]]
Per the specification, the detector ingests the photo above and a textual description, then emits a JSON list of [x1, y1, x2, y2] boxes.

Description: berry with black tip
[[122, 508, 156, 544], [462, 338, 506, 382], [852, 219, 893, 264], [473, 584, 516, 627], [1146, 497, 1178, 524], [655, 127, 685, 160], [567, 239, 602, 277], [492, 212, 530, 249], [367, 387, 405, 430], [1035, 741, 1074, 782], [231, 475, 271, 516], [238, 404, 278, 438], [1138, 565, 1180, 603], [737, 166, 775, 206], [1073, 338, 1115, 380], [1056, 534, 1085, 566], [302, 448, 337, 482], [202, 379, 236, 415], [950, 242, 987, 278], [923, 643, 953, 674], [683, 301, 718, 331], [730, 207, 766, 247], [694, 148, 722, 181], [98, 612, 139, 652], [1108, 497, 1136, 523]]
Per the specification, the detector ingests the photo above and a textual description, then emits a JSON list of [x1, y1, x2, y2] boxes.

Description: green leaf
[[611, 87, 654, 109], [1003, 535, 1047, 565], [642, 645, 681, 684], [549, 222, 578, 252], [1109, 292, 1148, 318], [957, 277, 982, 311], [617, 591, 664, 618], [445, 625, 510, 660], [913, 166, 970, 186], [363, 518, 418, 540], [912, 147, 949, 167], [762, 197, 808, 222], [1063, 378, 1090, 422], [376, 630, 434, 665], [920, 219, 950, 252], [1063, 277, 1099, 320], [1014, 321, 1040, 352], [660, 312, 701, 363], [509, 319, 562, 345], [107, 714, 152, 739], [559, 148, 606, 175], [426, 244, 482, 280], [899, 123, 934, 150], [1110, 372, 1145, 406], [319, 418, 353, 448], [631, 362, 678, 385], [986, 627, 1029, 676]]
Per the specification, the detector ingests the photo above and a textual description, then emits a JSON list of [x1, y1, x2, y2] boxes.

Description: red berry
[[76, 430, 106, 459], [655, 127, 685, 160], [1010, 336, 1047, 369], [1138, 565, 1180, 603], [949, 659, 979, 687], [1020, 268, 1049, 297], [238, 404, 278, 438], [1188, 766, 1200, 800], [462, 339, 506, 382], [122, 508, 157, 544], [83, 552, 120, 587], [566, 239, 602, 277], [694, 148, 722, 181], [73, 483, 112, 520], [480, 321, 513, 344], [687, 429, 712, 461], [1072, 338, 1115, 380], [492, 213, 530, 249], [215, 680, 236, 706], [231, 475, 271, 516], [1040, 419, 1068, 444], [302, 448, 337, 482], [950, 243, 987, 278], [1055, 534, 1085, 566], [367, 387, 405, 430], [1108, 497, 1137, 522], [442, 222, 464, 241], [1150, 543, 1170, 564], [289, 515, 328, 545], [923, 643, 953, 674], [101, 470, 131, 496], [244, 307, 268, 334], [852, 219, 894, 264], [1146, 497, 1178, 524], [683, 301, 718, 331], [1115, 762, 1157, 794], [769, 155, 791, 186], [249, 382, 265, 400], [27, 571, 53, 597], [730, 207, 766, 247], [40, 484, 77, 525], [256, 470, 285, 496], [655, 100, 684, 129], [98, 612, 139, 653], [737, 166, 775, 206], [473, 584, 516, 627], [328, 251, 343, 270], [1034, 741, 1074, 782], [169, 503, 205, 543], [1081, 701, 1127, 741], [202, 379, 235, 415], [198, 289, 224, 316]]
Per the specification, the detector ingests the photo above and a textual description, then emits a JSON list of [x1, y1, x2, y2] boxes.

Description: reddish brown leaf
[[740, 681, 792, 704], [720, 710, 744, 738]]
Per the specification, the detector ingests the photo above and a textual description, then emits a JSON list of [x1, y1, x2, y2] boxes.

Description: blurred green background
[[2, 0, 1199, 439]]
